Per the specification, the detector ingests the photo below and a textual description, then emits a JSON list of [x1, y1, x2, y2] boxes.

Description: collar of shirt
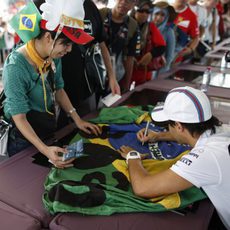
[[194, 129, 212, 148]]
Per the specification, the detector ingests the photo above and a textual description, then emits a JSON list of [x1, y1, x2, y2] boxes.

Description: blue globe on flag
[[21, 16, 33, 29]]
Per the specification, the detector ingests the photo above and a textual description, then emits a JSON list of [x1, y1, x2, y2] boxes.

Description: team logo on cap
[[19, 14, 37, 31], [65, 27, 82, 38]]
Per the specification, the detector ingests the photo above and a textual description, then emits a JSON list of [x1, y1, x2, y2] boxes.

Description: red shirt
[[131, 22, 166, 85], [149, 22, 166, 48], [216, 1, 225, 38], [174, 6, 199, 38]]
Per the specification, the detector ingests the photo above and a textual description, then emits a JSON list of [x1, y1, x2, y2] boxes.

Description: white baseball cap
[[40, 0, 94, 45], [151, 86, 212, 123]]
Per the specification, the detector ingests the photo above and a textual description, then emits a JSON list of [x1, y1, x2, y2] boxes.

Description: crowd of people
[[94, 0, 230, 81]]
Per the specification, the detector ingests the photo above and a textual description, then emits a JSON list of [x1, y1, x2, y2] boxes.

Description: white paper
[[101, 93, 122, 107]]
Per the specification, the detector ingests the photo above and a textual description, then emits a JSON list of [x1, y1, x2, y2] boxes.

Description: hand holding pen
[[141, 121, 150, 146]]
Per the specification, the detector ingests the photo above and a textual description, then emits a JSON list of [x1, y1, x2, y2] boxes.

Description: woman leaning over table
[[2, 0, 101, 168]]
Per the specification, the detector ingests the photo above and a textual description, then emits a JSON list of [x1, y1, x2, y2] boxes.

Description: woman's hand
[[76, 119, 101, 135], [43, 146, 75, 169]]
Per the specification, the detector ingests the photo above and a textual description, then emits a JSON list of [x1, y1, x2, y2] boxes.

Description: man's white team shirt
[[171, 127, 230, 229]]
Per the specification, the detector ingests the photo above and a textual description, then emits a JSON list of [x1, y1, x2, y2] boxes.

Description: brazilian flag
[[43, 106, 207, 215], [9, 2, 41, 43]]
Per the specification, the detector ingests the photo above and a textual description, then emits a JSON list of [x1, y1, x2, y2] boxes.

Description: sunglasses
[[137, 9, 151, 14]]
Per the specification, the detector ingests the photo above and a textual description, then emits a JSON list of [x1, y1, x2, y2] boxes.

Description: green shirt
[[3, 49, 64, 119]]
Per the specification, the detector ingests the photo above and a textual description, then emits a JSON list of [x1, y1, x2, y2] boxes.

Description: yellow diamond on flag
[[19, 14, 37, 31]]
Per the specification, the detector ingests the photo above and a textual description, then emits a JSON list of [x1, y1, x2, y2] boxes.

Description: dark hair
[[130, 0, 153, 18], [136, 0, 152, 9], [33, 0, 45, 13], [94, 0, 108, 5], [36, 28, 73, 45], [168, 116, 222, 137]]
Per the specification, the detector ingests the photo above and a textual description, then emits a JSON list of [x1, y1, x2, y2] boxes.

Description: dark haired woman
[[130, 0, 166, 86], [3, 1, 101, 168]]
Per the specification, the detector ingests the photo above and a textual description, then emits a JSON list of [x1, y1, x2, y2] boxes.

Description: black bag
[[0, 119, 11, 156], [80, 43, 107, 94], [0, 90, 11, 156], [194, 41, 212, 59], [0, 90, 6, 119]]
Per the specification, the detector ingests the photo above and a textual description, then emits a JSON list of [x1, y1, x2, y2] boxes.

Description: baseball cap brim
[[62, 27, 94, 45], [151, 105, 169, 122], [40, 19, 94, 45]]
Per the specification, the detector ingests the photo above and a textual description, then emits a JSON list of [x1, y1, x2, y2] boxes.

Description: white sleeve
[[199, 7, 208, 28], [171, 149, 221, 188]]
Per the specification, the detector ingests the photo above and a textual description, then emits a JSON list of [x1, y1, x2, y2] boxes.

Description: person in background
[[188, 0, 208, 60], [3, 22, 15, 58], [34, 0, 120, 129], [188, 0, 207, 38], [152, 1, 177, 75], [130, 0, 166, 85], [93, 0, 109, 8], [172, 0, 199, 63], [0, 21, 6, 66], [60, 0, 120, 128], [202, 0, 221, 48], [100, 0, 139, 92], [118, 86, 230, 230], [3, 1, 101, 168], [216, 0, 229, 40]]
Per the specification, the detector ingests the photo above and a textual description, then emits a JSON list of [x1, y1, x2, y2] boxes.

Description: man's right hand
[[137, 128, 160, 144]]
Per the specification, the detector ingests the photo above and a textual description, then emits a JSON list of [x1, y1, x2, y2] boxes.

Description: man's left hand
[[117, 145, 135, 159]]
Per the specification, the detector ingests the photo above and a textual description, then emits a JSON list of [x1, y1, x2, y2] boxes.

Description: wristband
[[68, 108, 76, 115], [126, 151, 141, 164]]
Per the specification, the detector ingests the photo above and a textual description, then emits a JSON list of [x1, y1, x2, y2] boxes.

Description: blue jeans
[[7, 128, 31, 157]]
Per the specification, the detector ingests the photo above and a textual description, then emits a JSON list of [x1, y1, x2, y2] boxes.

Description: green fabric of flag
[[43, 106, 207, 215], [90, 105, 154, 124], [43, 152, 206, 215], [9, 2, 41, 43]]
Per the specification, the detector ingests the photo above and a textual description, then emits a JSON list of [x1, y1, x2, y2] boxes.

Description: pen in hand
[[142, 121, 150, 146]]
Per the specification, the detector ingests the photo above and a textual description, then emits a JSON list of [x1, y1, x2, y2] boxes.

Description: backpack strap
[[127, 16, 138, 45], [0, 90, 6, 118]]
